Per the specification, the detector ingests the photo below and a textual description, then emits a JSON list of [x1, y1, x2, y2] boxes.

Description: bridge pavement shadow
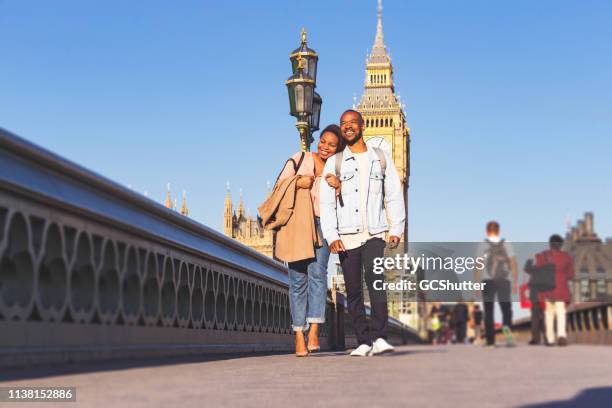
[[519, 387, 612, 408], [1, 347, 445, 380], [0, 351, 292, 382]]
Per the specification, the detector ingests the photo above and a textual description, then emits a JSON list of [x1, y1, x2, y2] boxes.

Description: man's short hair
[[486, 221, 500, 233], [340, 109, 364, 124], [549, 234, 564, 250]]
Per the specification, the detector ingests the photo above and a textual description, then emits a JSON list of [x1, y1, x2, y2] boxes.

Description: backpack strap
[[334, 150, 343, 178], [334, 151, 344, 207]]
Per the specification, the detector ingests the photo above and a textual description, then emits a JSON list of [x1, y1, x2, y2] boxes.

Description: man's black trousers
[[339, 238, 388, 346], [482, 278, 512, 345]]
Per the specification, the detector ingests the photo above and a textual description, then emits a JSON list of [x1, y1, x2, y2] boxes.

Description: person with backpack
[[528, 234, 575, 346], [261, 125, 344, 357], [320, 109, 405, 357], [475, 221, 518, 347]]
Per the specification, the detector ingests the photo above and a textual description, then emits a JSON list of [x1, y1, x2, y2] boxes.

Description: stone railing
[[503, 301, 611, 345], [0, 128, 419, 367]]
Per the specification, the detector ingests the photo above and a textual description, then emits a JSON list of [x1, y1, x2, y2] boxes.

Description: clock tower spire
[[356, 0, 415, 331], [356, 0, 410, 238]]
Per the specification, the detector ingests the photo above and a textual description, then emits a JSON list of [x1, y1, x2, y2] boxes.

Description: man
[[320, 109, 405, 356], [523, 258, 545, 345], [453, 302, 468, 344], [471, 304, 483, 345], [533, 234, 575, 346], [475, 221, 518, 347]]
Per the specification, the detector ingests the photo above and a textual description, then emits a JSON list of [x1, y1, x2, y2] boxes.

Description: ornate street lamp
[[310, 91, 322, 133], [286, 54, 314, 152], [286, 28, 322, 152], [290, 28, 318, 82]]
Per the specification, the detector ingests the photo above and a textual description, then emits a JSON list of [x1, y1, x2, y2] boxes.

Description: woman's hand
[[296, 175, 315, 189], [324, 174, 341, 190], [329, 239, 346, 254]]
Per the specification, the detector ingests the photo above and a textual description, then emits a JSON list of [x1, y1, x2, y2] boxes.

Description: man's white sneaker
[[370, 338, 395, 355], [350, 344, 372, 357]]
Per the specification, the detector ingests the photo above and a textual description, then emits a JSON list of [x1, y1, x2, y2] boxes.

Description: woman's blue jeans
[[288, 218, 329, 332]]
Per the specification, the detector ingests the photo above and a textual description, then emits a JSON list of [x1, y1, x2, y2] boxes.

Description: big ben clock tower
[[356, 0, 415, 328], [357, 0, 410, 243]]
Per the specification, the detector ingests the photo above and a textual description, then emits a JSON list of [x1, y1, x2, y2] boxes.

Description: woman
[[276, 124, 344, 356]]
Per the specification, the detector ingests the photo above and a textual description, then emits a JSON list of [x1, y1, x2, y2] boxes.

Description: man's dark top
[[473, 309, 483, 325], [454, 303, 469, 323]]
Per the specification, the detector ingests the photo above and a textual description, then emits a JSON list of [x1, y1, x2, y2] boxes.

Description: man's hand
[[329, 239, 346, 254], [387, 236, 400, 249], [296, 175, 314, 189]]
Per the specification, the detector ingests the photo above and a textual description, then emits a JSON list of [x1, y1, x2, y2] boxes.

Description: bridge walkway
[[2, 344, 611, 408]]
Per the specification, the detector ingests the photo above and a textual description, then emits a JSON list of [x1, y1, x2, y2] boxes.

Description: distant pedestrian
[[429, 303, 442, 345], [475, 221, 518, 347], [524, 259, 546, 345], [438, 309, 449, 344], [472, 304, 483, 345], [532, 234, 575, 346], [453, 303, 469, 344]]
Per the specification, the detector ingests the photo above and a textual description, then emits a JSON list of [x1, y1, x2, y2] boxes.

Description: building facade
[[223, 186, 273, 258], [565, 212, 612, 303]]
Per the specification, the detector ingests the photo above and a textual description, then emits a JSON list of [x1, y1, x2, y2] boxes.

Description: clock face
[[366, 136, 392, 157]]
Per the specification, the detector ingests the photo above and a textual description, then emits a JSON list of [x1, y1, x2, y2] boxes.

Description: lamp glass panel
[[304, 85, 313, 114], [295, 85, 304, 113], [308, 59, 317, 83], [287, 86, 297, 115]]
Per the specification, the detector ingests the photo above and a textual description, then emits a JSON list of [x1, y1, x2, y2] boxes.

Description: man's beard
[[345, 130, 363, 146]]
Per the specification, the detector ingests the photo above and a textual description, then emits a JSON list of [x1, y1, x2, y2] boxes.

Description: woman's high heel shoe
[[295, 332, 308, 357], [307, 323, 320, 353]]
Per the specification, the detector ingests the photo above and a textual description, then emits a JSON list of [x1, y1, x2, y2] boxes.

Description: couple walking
[[260, 109, 405, 357]]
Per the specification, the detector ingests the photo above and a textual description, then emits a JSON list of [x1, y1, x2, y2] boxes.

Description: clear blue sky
[[1, 0, 611, 242]]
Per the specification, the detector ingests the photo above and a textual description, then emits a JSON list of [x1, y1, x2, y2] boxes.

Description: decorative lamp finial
[[301, 27, 307, 46]]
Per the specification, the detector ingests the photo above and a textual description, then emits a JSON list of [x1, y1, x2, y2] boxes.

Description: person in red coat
[[534, 234, 575, 346]]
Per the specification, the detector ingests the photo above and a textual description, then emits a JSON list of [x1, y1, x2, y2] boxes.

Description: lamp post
[[286, 28, 321, 152]]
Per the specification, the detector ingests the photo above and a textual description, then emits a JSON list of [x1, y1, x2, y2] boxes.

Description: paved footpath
[[1, 344, 611, 408]]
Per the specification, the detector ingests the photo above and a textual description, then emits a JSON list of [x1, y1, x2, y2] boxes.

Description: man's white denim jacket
[[319, 147, 406, 244]]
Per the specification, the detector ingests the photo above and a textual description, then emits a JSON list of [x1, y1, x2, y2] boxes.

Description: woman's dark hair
[[320, 124, 345, 152]]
